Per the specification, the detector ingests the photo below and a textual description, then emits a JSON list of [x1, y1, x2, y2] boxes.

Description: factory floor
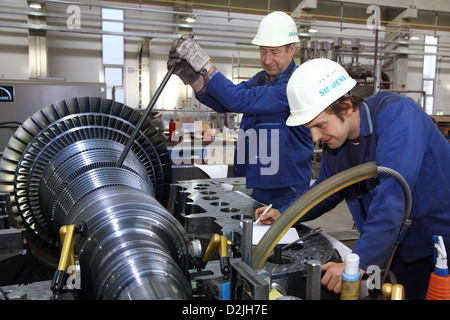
[[303, 200, 359, 250]]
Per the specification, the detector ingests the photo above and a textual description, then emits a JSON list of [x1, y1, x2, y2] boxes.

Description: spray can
[[426, 235, 450, 300], [341, 253, 361, 300]]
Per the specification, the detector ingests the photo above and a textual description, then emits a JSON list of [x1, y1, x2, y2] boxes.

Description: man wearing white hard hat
[[255, 58, 450, 299], [168, 12, 314, 210]]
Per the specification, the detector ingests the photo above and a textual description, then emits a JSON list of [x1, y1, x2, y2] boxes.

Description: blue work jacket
[[289, 91, 450, 270], [196, 60, 313, 190]]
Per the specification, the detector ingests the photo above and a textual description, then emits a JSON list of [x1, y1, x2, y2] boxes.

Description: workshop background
[[1, 0, 450, 149], [0, 0, 449, 302]]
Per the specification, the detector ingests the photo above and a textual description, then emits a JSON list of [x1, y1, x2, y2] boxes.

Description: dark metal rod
[[282, 227, 322, 251], [117, 65, 176, 167], [373, 27, 380, 94]]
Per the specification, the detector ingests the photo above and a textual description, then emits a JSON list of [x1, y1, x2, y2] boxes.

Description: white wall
[[47, 3, 103, 83], [0, 0, 29, 80], [437, 58, 450, 114]]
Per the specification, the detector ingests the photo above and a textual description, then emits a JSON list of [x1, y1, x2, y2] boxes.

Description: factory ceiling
[[94, 0, 450, 40], [2, 0, 450, 49]]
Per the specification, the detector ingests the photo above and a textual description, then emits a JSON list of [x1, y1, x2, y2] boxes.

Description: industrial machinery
[[0, 97, 410, 301], [0, 97, 190, 300]]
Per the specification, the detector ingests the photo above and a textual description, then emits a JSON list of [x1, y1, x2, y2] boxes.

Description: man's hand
[[170, 34, 210, 72], [168, 58, 201, 85], [321, 262, 365, 294], [321, 262, 345, 294], [254, 206, 281, 225]]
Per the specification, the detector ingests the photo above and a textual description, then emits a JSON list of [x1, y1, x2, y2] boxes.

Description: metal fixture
[[306, 259, 322, 300], [168, 177, 335, 298]]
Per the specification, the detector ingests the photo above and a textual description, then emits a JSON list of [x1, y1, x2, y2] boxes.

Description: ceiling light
[[409, 36, 420, 41], [184, 15, 196, 23], [308, 28, 318, 33], [29, 3, 42, 9]]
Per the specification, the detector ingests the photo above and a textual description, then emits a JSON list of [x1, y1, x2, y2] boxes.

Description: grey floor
[[303, 200, 360, 249], [305, 200, 354, 232]]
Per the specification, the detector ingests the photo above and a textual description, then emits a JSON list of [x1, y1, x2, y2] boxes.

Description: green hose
[[251, 162, 378, 270]]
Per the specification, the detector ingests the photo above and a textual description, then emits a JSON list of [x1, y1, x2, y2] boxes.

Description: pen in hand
[[254, 204, 273, 225]]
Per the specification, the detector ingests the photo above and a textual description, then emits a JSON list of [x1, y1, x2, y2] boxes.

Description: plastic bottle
[[169, 119, 175, 141], [341, 253, 361, 300], [426, 235, 450, 300]]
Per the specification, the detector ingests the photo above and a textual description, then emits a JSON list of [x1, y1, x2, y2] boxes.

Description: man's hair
[[285, 43, 295, 52], [325, 95, 364, 122]]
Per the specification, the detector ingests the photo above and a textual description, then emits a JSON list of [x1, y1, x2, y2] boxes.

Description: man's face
[[259, 44, 294, 79], [304, 109, 354, 149]]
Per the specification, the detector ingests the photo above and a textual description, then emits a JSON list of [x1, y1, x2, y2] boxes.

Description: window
[[102, 8, 124, 103], [104, 67, 123, 86], [422, 36, 438, 114]]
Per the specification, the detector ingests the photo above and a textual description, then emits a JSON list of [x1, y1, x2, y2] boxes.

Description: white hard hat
[[252, 11, 300, 47], [286, 58, 357, 126]]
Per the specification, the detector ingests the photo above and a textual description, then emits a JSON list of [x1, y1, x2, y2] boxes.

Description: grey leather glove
[[170, 34, 210, 72], [168, 54, 201, 85]]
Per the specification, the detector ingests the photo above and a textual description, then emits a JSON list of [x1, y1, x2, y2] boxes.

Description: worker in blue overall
[[255, 58, 450, 299], [168, 12, 313, 210]]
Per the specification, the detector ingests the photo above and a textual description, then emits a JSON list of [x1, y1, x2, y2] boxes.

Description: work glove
[[169, 34, 210, 72], [167, 56, 201, 85]]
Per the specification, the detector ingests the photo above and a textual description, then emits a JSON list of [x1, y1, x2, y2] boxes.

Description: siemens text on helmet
[[319, 75, 347, 97]]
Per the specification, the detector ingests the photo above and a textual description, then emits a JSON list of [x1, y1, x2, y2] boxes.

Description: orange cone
[[426, 273, 450, 300], [426, 235, 450, 300]]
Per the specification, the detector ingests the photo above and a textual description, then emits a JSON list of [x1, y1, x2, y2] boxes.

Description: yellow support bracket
[[57, 225, 77, 273], [203, 233, 232, 263], [202, 233, 232, 279], [51, 222, 87, 295]]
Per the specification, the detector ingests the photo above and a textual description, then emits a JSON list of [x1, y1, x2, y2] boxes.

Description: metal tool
[[282, 227, 322, 251], [117, 64, 176, 167], [265, 227, 323, 265]]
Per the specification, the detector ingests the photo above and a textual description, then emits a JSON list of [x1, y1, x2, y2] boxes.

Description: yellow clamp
[[51, 222, 87, 294], [57, 224, 78, 274], [202, 233, 232, 279], [203, 233, 232, 263]]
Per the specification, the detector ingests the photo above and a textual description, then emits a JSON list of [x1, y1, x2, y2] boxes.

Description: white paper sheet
[[251, 224, 300, 246]]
